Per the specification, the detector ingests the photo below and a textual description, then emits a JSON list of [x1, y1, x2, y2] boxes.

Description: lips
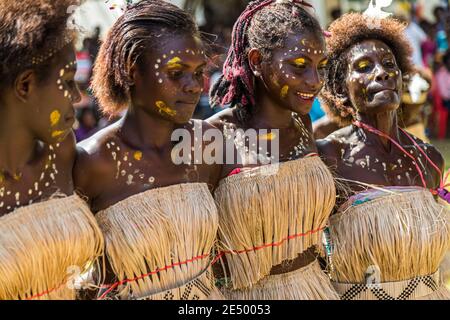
[[65, 112, 75, 122], [296, 91, 317, 101], [367, 83, 396, 94]]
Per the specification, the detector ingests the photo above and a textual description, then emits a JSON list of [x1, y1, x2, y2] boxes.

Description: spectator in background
[[83, 26, 101, 62], [419, 20, 437, 68], [435, 50, 450, 111], [397, 11, 428, 69], [433, 6, 449, 54], [74, 107, 98, 142], [330, 7, 341, 24]]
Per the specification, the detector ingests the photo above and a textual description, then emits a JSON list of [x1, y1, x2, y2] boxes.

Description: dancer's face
[[253, 31, 327, 115], [17, 45, 80, 144], [344, 39, 402, 115], [131, 34, 206, 124]]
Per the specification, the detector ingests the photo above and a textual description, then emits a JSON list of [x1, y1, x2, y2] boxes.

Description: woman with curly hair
[[318, 12, 450, 300], [0, 0, 104, 300], [207, 0, 338, 300], [74, 0, 227, 300]]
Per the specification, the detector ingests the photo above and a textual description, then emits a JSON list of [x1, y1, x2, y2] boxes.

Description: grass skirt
[[0, 194, 104, 300], [96, 183, 220, 300], [220, 259, 339, 300]]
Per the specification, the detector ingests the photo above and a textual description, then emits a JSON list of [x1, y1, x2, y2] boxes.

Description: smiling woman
[[206, 0, 339, 300], [317, 12, 450, 300]]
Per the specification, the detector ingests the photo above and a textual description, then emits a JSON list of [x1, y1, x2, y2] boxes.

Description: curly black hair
[[209, 0, 323, 124], [91, 0, 200, 116], [0, 0, 81, 92], [319, 13, 414, 125]]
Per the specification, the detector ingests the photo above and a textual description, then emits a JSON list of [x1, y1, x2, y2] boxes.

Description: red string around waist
[[97, 225, 324, 300]]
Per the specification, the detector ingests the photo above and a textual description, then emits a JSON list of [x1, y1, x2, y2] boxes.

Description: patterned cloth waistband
[[136, 267, 220, 300], [333, 270, 443, 300]]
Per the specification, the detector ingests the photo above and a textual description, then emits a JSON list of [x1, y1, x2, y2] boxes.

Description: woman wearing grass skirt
[[74, 0, 228, 300], [318, 12, 450, 300], [0, 0, 104, 300], [207, 0, 339, 300]]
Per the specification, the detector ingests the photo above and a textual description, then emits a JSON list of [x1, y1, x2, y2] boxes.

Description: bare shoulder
[[73, 123, 121, 200], [316, 126, 352, 167], [403, 133, 445, 181], [205, 107, 238, 131]]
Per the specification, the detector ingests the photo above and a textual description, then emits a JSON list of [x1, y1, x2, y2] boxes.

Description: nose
[[374, 64, 390, 82], [304, 68, 323, 92], [71, 82, 82, 104], [183, 74, 203, 95]]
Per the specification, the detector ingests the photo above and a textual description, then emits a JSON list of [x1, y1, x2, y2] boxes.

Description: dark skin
[[74, 34, 233, 290], [74, 34, 229, 212], [317, 40, 444, 199], [207, 31, 328, 276], [0, 45, 81, 216]]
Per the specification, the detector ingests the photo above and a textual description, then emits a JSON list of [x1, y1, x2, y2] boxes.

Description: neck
[[249, 81, 293, 129], [121, 105, 176, 151], [356, 111, 399, 151], [0, 104, 36, 176]]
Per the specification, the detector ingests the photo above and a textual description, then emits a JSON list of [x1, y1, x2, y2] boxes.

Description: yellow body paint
[[358, 61, 369, 69], [259, 132, 277, 141], [134, 151, 143, 161], [0, 173, 4, 183], [166, 57, 183, 69], [51, 130, 65, 138], [50, 110, 61, 127], [280, 85, 289, 99], [319, 59, 328, 68], [155, 101, 177, 117], [293, 57, 306, 67]]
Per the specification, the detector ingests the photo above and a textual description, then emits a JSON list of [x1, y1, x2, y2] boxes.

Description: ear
[[248, 48, 263, 76], [14, 70, 36, 103], [128, 64, 138, 86]]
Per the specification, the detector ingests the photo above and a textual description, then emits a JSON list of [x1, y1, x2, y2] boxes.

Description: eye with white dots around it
[[154, 49, 205, 85], [56, 61, 77, 101]]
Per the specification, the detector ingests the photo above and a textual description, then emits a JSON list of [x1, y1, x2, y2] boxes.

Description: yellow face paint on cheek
[[166, 57, 183, 69], [51, 130, 65, 138], [155, 101, 177, 117], [293, 57, 306, 67], [50, 110, 61, 127], [134, 151, 143, 161], [280, 85, 289, 99]]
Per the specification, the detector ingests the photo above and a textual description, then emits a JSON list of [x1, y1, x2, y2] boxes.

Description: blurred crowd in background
[[72, 0, 450, 142]]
